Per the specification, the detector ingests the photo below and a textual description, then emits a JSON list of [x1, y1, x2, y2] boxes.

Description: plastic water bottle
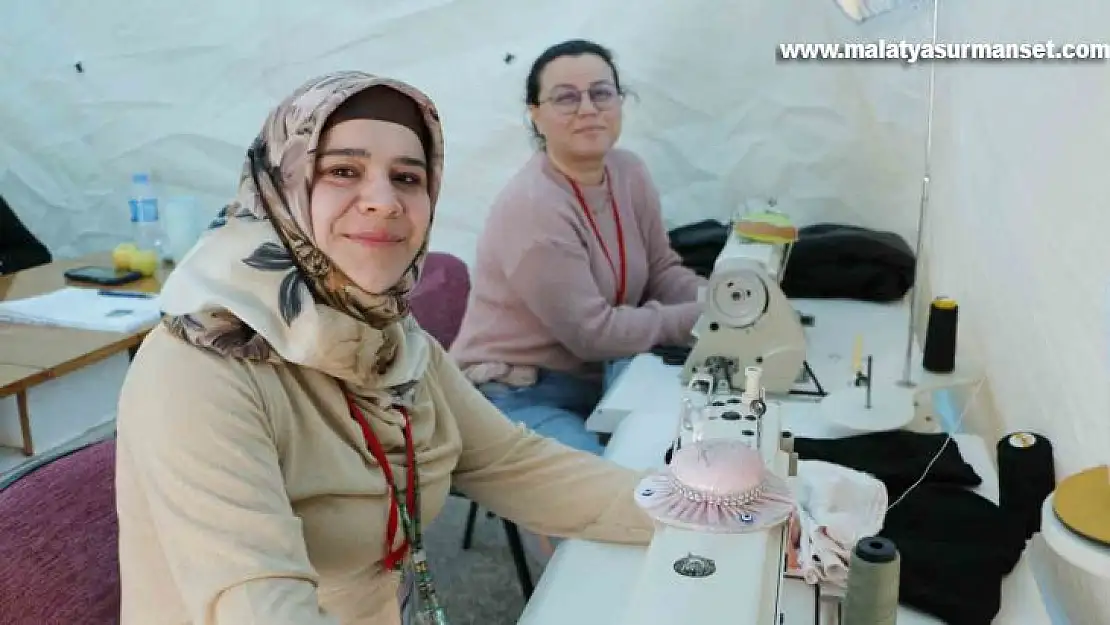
[[129, 172, 164, 258]]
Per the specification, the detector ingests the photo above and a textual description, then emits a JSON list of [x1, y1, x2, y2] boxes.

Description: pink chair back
[[410, 251, 471, 349], [0, 439, 120, 624]]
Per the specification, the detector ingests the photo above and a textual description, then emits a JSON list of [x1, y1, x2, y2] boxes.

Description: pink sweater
[[450, 148, 705, 382]]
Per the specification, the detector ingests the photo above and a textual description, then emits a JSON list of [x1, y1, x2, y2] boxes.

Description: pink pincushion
[[670, 440, 767, 503], [635, 439, 795, 533]]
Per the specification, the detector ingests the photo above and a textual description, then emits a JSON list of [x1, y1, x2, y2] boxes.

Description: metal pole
[[865, 355, 874, 409], [899, 0, 941, 388]]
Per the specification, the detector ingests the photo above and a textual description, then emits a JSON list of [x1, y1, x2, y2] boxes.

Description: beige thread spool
[[842, 536, 900, 625]]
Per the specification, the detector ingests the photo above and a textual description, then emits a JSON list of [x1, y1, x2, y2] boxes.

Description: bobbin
[[741, 366, 763, 403]]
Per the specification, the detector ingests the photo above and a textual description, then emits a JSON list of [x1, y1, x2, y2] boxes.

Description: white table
[[587, 298, 980, 435], [1041, 492, 1110, 579], [519, 299, 1049, 625]]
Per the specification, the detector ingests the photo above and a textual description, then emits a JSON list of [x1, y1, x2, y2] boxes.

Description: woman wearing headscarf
[[114, 71, 654, 625]]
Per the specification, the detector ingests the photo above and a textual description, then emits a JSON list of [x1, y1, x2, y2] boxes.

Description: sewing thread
[[997, 431, 1055, 539], [842, 536, 900, 625], [922, 297, 958, 373]]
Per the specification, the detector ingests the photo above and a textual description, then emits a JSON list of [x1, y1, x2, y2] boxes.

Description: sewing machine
[[618, 365, 800, 625], [679, 224, 807, 396], [587, 214, 811, 434]]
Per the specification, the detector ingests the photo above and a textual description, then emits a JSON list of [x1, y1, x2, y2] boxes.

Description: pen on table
[[97, 289, 154, 299]]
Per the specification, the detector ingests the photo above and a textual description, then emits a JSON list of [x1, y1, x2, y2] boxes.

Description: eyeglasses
[[541, 84, 622, 115]]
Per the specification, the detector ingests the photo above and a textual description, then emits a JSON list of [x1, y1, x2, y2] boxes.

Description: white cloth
[[789, 460, 888, 592], [833, 0, 908, 23]]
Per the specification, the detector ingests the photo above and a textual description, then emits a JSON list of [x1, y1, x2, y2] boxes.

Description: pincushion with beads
[[635, 438, 796, 533]]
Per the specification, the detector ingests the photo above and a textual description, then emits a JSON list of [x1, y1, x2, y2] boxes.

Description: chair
[[409, 252, 534, 599], [0, 438, 120, 624], [409, 251, 471, 349]]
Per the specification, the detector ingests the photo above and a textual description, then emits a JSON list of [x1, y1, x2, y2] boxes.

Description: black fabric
[[666, 219, 727, 277], [795, 432, 1029, 625], [780, 223, 915, 302], [880, 484, 1026, 625], [665, 220, 915, 303], [793, 431, 982, 498], [0, 195, 52, 275]]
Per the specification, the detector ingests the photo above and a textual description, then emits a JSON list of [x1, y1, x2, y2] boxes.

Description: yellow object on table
[[734, 211, 799, 244], [853, 335, 863, 374], [1053, 465, 1110, 547], [112, 243, 138, 270], [112, 243, 160, 277]]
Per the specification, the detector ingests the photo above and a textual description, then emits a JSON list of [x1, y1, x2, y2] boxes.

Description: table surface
[[518, 298, 1049, 625], [589, 297, 981, 435], [0, 363, 44, 393], [0, 253, 167, 380]]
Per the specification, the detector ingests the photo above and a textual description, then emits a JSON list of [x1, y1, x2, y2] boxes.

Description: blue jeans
[[479, 358, 633, 456]]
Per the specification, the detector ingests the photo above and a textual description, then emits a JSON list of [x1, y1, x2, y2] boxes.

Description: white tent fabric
[[834, 0, 909, 23], [0, 0, 931, 263], [928, 2, 1110, 620], [1, 0, 1106, 622]]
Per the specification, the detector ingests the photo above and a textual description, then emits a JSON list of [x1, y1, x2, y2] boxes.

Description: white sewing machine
[[679, 223, 807, 396], [618, 365, 800, 625], [587, 215, 809, 434]]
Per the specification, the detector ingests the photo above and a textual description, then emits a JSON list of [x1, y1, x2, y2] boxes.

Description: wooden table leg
[[16, 390, 33, 456]]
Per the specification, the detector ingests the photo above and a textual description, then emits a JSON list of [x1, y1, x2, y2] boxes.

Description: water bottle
[[128, 172, 164, 258]]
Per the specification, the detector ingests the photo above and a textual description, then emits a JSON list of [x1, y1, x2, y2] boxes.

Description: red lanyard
[[566, 168, 627, 305], [345, 394, 416, 571]]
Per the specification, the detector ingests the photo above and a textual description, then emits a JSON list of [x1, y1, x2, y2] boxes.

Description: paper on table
[[0, 287, 163, 334]]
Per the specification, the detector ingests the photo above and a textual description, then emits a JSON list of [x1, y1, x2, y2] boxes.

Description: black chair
[[450, 489, 533, 599]]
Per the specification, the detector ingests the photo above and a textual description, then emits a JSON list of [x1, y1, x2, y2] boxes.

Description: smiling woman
[[113, 71, 656, 625], [527, 45, 624, 181], [310, 86, 433, 295]]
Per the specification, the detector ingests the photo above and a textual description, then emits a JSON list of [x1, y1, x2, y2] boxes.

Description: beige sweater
[[115, 325, 655, 624]]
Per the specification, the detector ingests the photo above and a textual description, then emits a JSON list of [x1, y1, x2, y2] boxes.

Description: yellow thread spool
[[923, 297, 959, 373], [852, 335, 863, 374]]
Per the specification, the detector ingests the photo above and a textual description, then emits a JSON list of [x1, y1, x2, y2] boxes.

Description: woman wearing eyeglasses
[[451, 39, 706, 456]]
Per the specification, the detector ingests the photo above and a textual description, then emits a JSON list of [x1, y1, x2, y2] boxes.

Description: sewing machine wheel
[[707, 269, 769, 328]]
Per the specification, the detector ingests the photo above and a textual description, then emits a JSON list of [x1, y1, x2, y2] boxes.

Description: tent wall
[[928, 1, 1110, 622], [0, 0, 929, 265]]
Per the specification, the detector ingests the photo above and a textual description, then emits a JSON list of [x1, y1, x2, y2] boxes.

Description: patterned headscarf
[[159, 71, 444, 399]]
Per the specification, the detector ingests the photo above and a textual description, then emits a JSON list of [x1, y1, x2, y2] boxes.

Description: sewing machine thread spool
[[998, 432, 1055, 540], [843, 536, 900, 625], [780, 431, 794, 453], [742, 366, 762, 402], [922, 297, 958, 373]]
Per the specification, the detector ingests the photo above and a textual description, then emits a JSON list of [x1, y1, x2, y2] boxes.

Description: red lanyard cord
[[566, 167, 627, 305], [345, 393, 417, 571]]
